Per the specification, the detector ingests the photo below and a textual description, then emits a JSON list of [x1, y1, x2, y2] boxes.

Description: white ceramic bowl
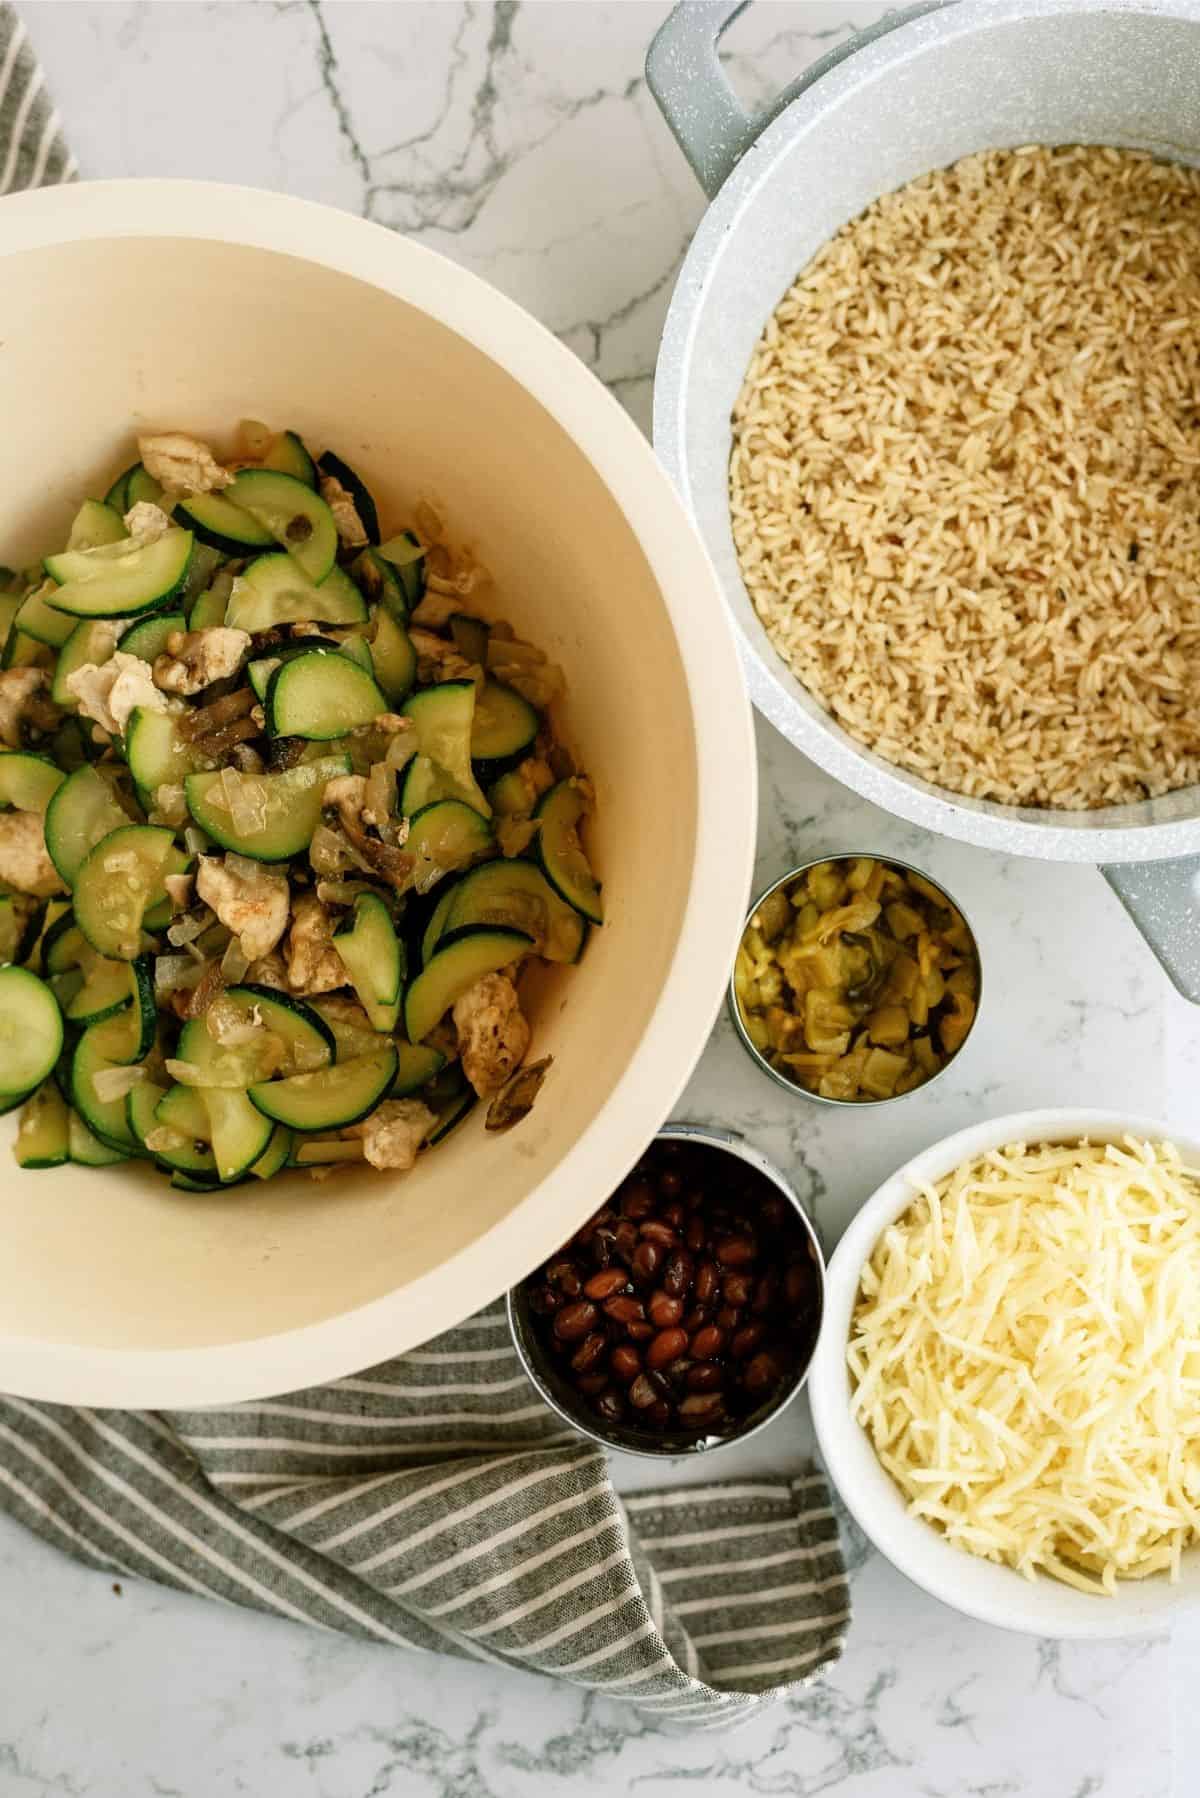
[[0, 180, 756, 1407], [809, 1108, 1200, 1638]]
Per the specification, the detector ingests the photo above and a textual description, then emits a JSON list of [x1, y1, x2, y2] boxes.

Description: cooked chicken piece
[[516, 756, 555, 801], [0, 811, 65, 897], [244, 949, 289, 992], [324, 773, 368, 826], [409, 589, 462, 629], [345, 1099, 436, 1171], [452, 973, 531, 1097], [196, 854, 290, 963], [285, 892, 348, 994], [67, 651, 167, 737], [0, 668, 49, 749], [123, 501, 173, 541], [318, 472, 369, 549], [408, 628, 477, 684], [154, 627, 251, 696], [138, 431, 232, 495]]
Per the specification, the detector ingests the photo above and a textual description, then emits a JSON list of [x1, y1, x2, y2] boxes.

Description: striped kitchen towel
[[0, 7, 74, 192], [0, 1302, 848, 1725]]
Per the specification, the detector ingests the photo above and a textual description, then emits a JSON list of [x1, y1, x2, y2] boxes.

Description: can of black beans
[[507, 1124, 827, 1458]]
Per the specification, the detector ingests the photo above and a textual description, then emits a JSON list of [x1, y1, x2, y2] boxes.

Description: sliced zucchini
[[316, 450, 380, 546], [201, 1087, 274, 1182], [73, 826, 184, 960], [471, 680, 539, 772], [309, 996, 381, 1062], [1, 630, 53, 671], [368, 605, 417, 705], [248, 1043, 397, 1132], [262, 430, 317, 487], [0, 895, 43, 966], [126, 465, 164, 508], [43, 526, 194, 620], [125, 707, 203, 799], [14, 1081, 69, 1168], [188, 578, 230, 630], [0, 967, 63, 1102], [184, 753, 352, 862], [353, 549, 408, 620], [404, 926, 532, 1044], [52, 619, 121, 710], [536, 779, 603, 924], [64, 954, 138, 1026], [266, 649, 385, 739], [440, 859, 585, 964], [127, 1077, 168, 1151], [291, 1137, 366, 1167], [43, 910, 83, 975], [0, 751, 64, 814], [407, 799, 493, 880], [104, 464, 137, 512], [247, 657, 278, 704], [333, 892, 404, 1031], [15, 580, 77, 648], [120, 610, 186, 664], [450, 614, 489, 668], [24, 898, 70, 974], [225, 554, 368, 633], [173, 491, 274, 556], [143, 1082, 219, 1177], [250, 1123, 292, 1178], [70, 1013, 141, 1150], [421, 880, 461, 966], [392, 1039, 447, 1097], [179, 543, 226, 609], [44, 765, 133, 888], [336, 635, 374, 676], [378, 530, 426, 609], [402, 682, 490, 816], [400, 753, 460, 817], [69, 1106, 130, 1167], [217, 985, 335, 1074], [225, 470, 338, 584], [67, 500, 127, 553], [427, 1086, 476, 1145]]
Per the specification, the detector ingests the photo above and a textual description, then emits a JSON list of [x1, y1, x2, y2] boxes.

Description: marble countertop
[[3, 2, 1195, 1793]]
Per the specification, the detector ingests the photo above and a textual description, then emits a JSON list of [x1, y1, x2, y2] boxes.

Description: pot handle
[[1101, 857, 1200, 1003], [646, 0, 950, 199]]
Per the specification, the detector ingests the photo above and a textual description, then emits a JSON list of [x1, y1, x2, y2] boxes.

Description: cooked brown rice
[[729, 145, 1200, 810]]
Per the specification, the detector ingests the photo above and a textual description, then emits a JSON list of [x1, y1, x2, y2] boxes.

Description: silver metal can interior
[[728, 851, 984, 1108], [507, 1123, 826, 1461]]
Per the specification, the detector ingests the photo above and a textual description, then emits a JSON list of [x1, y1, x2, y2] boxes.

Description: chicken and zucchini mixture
[[733, 857, 978, 1101], [0, 423, 600, 1186]]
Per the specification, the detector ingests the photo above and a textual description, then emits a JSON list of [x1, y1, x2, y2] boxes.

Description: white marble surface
[[2, 2, 1195, 1793]]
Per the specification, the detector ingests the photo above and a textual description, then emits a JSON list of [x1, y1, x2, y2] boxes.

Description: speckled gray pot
[[648, 0, 1200, 1002]]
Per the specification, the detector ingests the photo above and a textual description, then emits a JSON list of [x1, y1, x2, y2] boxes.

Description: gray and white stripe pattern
[[0, 1305, 848, 1723], [0, 8, 75, 193]]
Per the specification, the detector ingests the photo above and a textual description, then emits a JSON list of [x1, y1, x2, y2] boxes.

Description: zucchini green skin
[[73, 826, 184, 961], [535, 779, 603, 925], [317, 450, 380, 545], [64, 955, 137, 1027], [188, 581, 230, 630], [225, 469, 339, 584], [138, 1082, 220, 1178], [436, 858, 586, 965], [69, 1014, 141, 1152], [125, 707, 203, 801], [427, 1087, 476, 1145], [403, 926, 533, 1044], [44, 527, 195, 620], [0, 966, 64, 1101], [333, 892, 404, 1032], [471, 680, 539, 780], [266, 650, 386, 740], [52, 620, 121, 710], [249, 1124, 293, 1179], [66, 500, 127, 553], [368, 606, 416, 705], [184, 753, 352, 862], [173, 492, 274, 556], [248, 1043, 398, 1132], [224, 554, 368, 633], [44, 765, 132, 889], [420, 881, 461, 966], [391, 1040, 446, 1097], [104, 464, 138, 512], [120, 610, 186, 665], [16, 582, 76, 648], [201, 1086, 275, 1182], [69, 1106, 130, 1166], [407, 799, 494, 873], [377, 530, 426, 609], [219, 985, 336, 1073], [0, 751, 65, 814], [262, 430, 317, 487], [353, 549, 408, 621], [125, 466, 163, 508], [402, 681, 491, 816], [14, 1081, 69, 1168]]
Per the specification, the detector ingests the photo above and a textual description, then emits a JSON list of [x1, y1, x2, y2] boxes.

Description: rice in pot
[[730, 145, 1200, 810]]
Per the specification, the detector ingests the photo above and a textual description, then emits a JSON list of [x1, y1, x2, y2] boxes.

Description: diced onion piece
[[92, 1064, 146, 1103]]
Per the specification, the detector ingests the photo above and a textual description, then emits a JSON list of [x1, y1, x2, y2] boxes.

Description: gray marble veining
[[1, 3, 1195, 1794]]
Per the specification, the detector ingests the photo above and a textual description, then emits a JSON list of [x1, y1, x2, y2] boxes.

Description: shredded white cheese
[[848, 1135, 1200, 1594]]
